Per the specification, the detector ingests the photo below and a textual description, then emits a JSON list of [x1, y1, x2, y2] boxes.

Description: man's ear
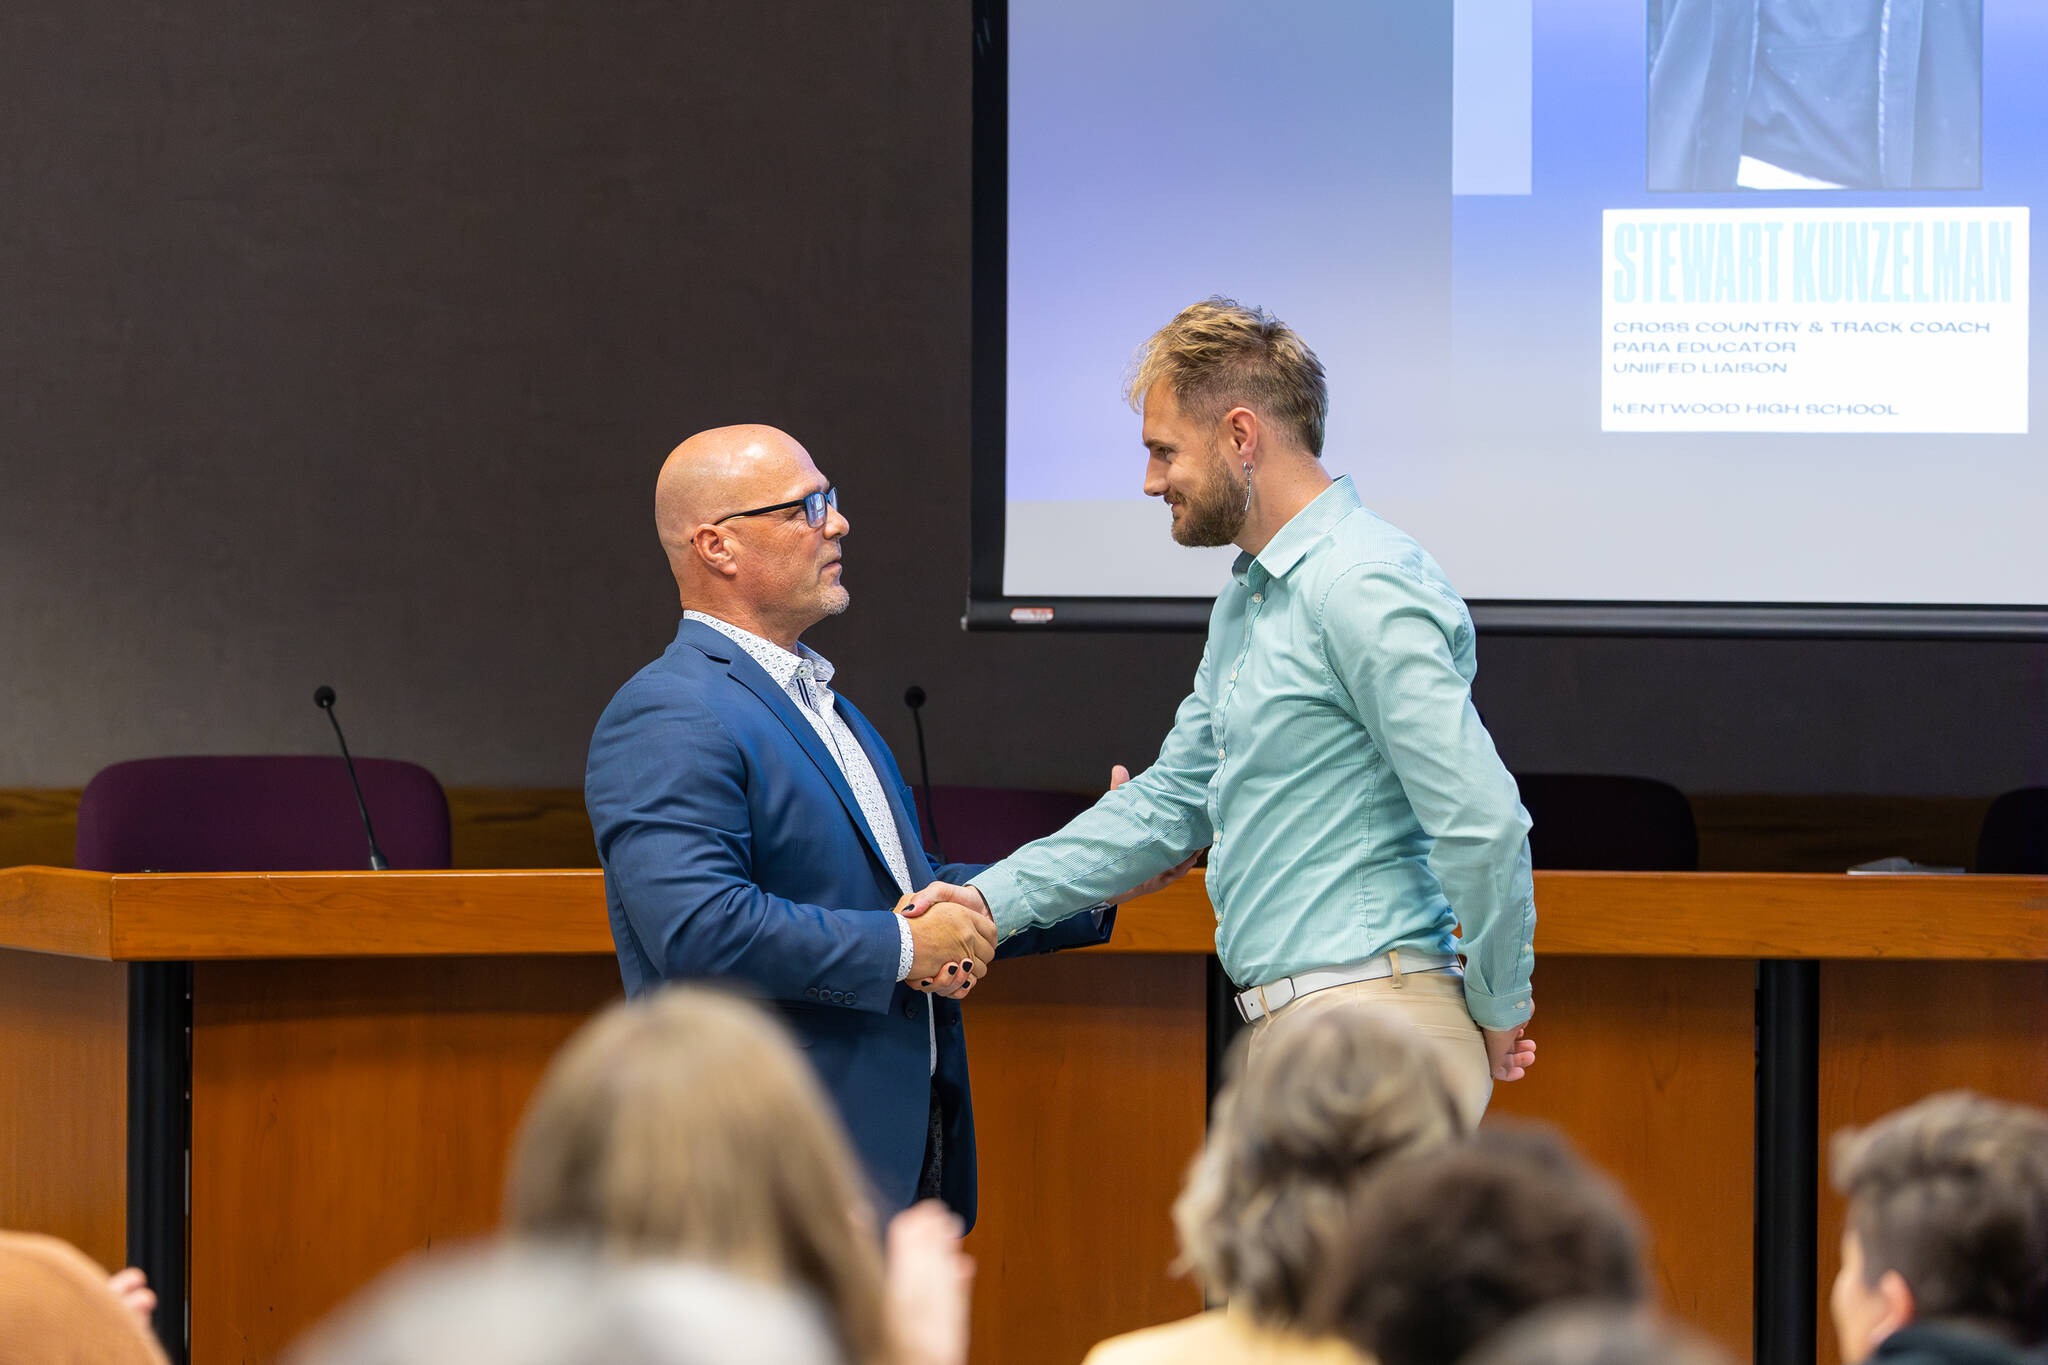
[[692, 525, 741, 578], [1872, 1269, 1917, 1344], [1220, 405, 1261, 462]]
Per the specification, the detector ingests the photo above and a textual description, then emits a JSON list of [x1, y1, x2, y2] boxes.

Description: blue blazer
[[585, 617, 1112, 1228]]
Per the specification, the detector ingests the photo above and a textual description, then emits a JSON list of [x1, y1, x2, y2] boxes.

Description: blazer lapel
[[680, 622, 901, 882]]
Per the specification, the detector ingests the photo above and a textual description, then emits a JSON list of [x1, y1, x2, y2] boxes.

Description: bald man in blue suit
[[586, 424, 1125, 1229]]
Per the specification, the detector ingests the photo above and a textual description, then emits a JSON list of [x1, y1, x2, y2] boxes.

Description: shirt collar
[[683, 610, 836, 690], [1231, 475, 1362, 584]]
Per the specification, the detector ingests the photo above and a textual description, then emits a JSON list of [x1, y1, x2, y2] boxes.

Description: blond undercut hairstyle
[[1830, 1090, 2048, 1344], [504, 987, 889, 1365], [1172, 1004, 1466, 1325], [1126, 297, 1330, 456]]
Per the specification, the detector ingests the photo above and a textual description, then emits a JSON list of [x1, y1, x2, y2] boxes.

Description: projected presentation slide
[[1002, 0, 2044, 610]]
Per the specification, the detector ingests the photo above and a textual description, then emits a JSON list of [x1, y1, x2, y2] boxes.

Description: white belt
[[1235, 949, 1461, 1023]]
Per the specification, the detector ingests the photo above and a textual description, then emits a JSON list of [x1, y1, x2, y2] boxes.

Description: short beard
[[820, 585, 850, 617], [1169, 450, 1248, 548]]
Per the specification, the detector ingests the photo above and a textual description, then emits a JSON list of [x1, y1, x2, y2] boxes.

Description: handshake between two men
[[896, 764, 1201, 1003]]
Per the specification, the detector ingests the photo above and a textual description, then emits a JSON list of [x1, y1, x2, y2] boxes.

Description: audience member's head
[[290, 1245, 841, 1365], [1465, 1307, 1735, 1365], [1310, 1124, 1649, 1365], [1828, 1091, 2048, 1361], [504, 986, 887, 1365], [0, 1232, 169, 1365], [1173, 1003, 1466, 1327]]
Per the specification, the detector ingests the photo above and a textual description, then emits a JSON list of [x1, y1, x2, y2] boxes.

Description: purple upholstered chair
[[75, 755, 452, 873], [908, 784, 1098, 866]]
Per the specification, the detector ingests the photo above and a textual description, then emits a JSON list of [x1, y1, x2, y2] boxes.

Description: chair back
[[75, 755, 451, 872], [1976, 786, 2048, 874], [1513, 773, 1699, 871], [909, 785, 1098, 866]]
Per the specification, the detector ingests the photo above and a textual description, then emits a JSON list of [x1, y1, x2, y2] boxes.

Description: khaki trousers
[[1244, 968, 1494, 1128]]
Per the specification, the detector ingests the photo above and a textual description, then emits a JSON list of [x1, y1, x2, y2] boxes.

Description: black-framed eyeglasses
[[714, 486, 838, 528]]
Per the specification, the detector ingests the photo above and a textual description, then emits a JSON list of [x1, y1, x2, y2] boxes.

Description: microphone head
[[313, 685, 337, 709], [903, 685, 927, 709]]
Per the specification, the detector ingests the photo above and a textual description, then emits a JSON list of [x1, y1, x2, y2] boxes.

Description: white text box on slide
[[1601, 207, 2029, 434]]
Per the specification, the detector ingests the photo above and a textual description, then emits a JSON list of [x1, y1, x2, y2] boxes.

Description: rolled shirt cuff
[[1463, 981, 1534, 1032], [966, 867, 1032, 942]]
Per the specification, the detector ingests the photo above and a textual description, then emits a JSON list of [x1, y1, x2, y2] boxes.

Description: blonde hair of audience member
[[290, 1245, 841, 1365], [504, 987, 889, 1365], [1828, 1091, 2048, 1362], [1125, 296, 1329, 458], [1463, 1306, 1735, 1365], [1082, 1008, 1463, 1364], [1174, 1005, 1465, 1326]]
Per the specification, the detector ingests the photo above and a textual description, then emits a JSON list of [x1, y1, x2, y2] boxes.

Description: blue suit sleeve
[[587, 684, 903, 1014], [995, 906, 1116, 959]]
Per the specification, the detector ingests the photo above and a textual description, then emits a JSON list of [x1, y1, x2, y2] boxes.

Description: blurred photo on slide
[[1647, 0, 1982, 191]]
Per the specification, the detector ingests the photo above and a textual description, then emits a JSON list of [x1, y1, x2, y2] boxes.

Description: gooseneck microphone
[[313, 685, 389, 871], [903, 685, 944, 861]]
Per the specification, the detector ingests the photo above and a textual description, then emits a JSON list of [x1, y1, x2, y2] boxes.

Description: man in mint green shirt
[[911, 298, 1537, 1116]]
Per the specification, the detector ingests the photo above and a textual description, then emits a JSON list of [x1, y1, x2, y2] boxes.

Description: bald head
[[655, 424, 810, 556], [653, 425, 849, 650]]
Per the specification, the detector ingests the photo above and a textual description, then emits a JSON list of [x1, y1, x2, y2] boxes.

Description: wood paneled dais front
[[189, 955, 623, 1362]]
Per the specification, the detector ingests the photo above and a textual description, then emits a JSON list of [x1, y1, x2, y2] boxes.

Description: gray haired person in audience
[[1464, 1307, 1736, 1365], [1083, 1005, 1468, 1365], [501, 987, 973, 1365], [1309, 1124, 1649, 1365], [1828, 1091, 2048, 1365], [290, 1247, 842, 1365]]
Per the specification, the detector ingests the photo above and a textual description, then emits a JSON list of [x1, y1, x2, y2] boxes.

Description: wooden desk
[[4, 868, 2045, 1365]]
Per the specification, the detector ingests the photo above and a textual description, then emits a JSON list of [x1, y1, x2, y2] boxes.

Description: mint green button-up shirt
[[970, 476, 1536, 1031]]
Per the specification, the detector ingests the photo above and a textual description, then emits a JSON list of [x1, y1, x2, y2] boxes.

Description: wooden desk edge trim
[[105, 869, 610, 960], [1091, 871, 2048, 961], [0, 865, 113, 957], [5, 867, 2046, 962]]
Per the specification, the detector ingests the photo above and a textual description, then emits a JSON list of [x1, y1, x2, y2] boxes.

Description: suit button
[[805, 987, 818, 1000], [845, 994, 857, 1006], [902, 1000, 918, 1020], [832, 991, 846, 1004]]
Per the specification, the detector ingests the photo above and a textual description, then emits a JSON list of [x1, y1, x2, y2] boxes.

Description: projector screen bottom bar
[[964, 597, 2048, 640]]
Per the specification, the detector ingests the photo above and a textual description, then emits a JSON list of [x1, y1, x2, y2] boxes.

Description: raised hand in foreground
[[884, 1200, 975, 1365], [106, 1266, 156, 1330]]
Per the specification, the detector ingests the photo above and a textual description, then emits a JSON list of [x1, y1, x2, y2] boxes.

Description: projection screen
[[968, 0, 2047, 636]]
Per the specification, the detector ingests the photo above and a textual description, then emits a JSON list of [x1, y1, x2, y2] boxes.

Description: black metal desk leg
[[1756, 959, 1820, 1365], [1205, 956, 1245, 1115], [128, 962, 192, 1365]]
